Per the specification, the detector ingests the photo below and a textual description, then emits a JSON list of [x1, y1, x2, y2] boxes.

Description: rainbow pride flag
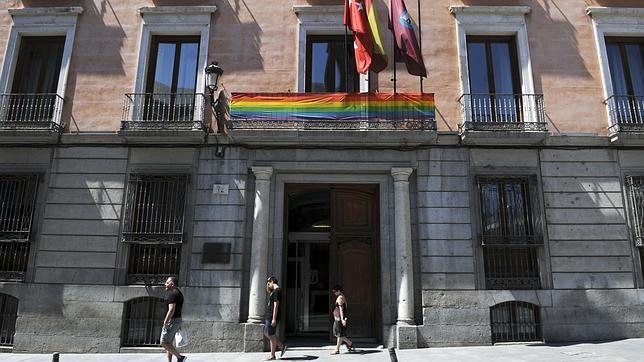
[[231, 93, 434, 121]]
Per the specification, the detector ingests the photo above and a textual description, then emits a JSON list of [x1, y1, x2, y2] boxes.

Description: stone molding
[[8, 7, 84, 16], [139, 6, 218, 15]]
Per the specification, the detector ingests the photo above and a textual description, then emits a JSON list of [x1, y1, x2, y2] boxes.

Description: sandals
[[347, 342, 356, 352], [330, 350, 340, 355]]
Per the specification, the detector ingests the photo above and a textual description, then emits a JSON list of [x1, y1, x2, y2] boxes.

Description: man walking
[[160, 276, 187, 362], [264, 276, 287, 360]]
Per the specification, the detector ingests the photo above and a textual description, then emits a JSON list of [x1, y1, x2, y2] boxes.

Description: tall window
[[477, 177, 541, 290], [122, 174, 188, 284], [5, 37, 65, 123], [625, 176, 644, 282], [467, 36, 522, 123], [605, 38, 644, 124], [143, 36, 200, 121], [306, 35, 359, 93], [0, 174, 39, 281]]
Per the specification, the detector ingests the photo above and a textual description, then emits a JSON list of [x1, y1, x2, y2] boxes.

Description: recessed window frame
[[293, 5, 368, 93], [450, 6, 540, 126], [0, 7, 83, 127], [134, 6, 217, 97], [120, 173, 190, 285], [471, 170, 550, 291], [587, 7, 644, 132]]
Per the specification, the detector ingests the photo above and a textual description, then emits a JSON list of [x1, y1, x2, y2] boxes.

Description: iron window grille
[[490, 301, 542, 343], [0, 293, 18, 346], [626, 176, 644, 247], [0, 174, 39, 281], [122, 174, 188, 284], [477, 177, 541, 290], [121, 297, 165, 347]]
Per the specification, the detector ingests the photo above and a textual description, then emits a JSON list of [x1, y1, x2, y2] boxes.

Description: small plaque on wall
[[202, 242, 232, 264]]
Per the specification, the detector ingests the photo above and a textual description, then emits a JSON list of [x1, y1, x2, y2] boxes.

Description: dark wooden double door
[[285, 185, 379, 340]]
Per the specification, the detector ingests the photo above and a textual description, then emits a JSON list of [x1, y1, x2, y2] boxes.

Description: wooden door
[[331, 186, 378, 339]]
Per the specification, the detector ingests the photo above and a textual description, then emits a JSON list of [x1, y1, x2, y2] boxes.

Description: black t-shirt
[[165, 288, 184, 319], [265, 288, 281, 321]]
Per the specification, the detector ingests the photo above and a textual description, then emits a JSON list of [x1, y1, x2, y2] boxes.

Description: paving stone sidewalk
[[2, 338, 643, 362]]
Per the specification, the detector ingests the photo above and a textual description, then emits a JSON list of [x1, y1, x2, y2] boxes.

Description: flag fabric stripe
[[231, 93, 435, 120], [365, 0, 388, 73]]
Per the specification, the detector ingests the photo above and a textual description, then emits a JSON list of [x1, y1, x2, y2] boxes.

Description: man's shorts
[[160, 318, 182, 344], [263, 319, 277, 336]]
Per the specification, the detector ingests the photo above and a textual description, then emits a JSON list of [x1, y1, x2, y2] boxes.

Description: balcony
[[120, 93, 207, 142], [458, 93, 548, 145], [227, 92, 436, 146], [0, 94, 64, 142], [606, 95, 644, 142]]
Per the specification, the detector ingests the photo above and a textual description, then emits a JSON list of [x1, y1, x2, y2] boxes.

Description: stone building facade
[[0, 0, 643, 353]]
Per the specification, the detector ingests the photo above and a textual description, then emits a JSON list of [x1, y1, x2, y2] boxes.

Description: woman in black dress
[[331, 285, 354, 354]]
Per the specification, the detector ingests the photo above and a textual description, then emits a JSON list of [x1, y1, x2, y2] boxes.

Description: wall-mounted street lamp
[[205, 62, 225, 157]]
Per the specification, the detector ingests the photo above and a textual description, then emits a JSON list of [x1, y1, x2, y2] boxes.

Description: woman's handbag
[[174, 328, 189, 348]]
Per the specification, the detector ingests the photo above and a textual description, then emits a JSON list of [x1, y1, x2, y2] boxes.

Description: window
[[121, 297, 165, 347], [490, 301, 541, 343], [124, 6, 216, 129], [626, 176, 644, 246], [140, 36, 200, 122], [4, 37, 65, 124], [294, 5, 367, 92], [0, 293, 18, 346], [0, 7, 82, 129], [122, 174, 188, 284], [451, 6, 544, 131], [477, 177, 541, 290], [0, 174, 39, 281], [605, 38, 644, 126], [587, 7, 644, 133], [306, 35, 359, 92], [466, 36, 522, 123]]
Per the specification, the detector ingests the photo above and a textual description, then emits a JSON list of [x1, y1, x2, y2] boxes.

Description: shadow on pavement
[[280, 356, 318, 361]]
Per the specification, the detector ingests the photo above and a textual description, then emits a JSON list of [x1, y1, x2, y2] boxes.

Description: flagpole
[[345, 24, 349, 93], [417, 0, 423, 93]]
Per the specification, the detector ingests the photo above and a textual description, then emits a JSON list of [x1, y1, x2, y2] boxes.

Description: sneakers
[[280, 344, 288, 357]]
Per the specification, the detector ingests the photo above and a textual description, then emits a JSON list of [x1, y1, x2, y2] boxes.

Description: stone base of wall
[[420, 289, 644, 346]]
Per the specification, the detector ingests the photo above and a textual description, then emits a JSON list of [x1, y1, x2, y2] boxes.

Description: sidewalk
[[2, 339, 643, 361]]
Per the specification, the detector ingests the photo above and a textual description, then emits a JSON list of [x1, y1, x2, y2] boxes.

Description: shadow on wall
[[21, 0, 127, 131], [153, 0, 264, 73]]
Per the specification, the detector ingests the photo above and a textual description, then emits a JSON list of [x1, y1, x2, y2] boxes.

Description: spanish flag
[[365, 0, 388, 73]]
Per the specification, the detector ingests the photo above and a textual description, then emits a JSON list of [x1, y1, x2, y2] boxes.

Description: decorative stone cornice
[[586, 6, 644, 19], [292, 5, 343, 16], [9, 7, 84, 17], [139, 6, 218, 15], [449, 5, 530, 16]]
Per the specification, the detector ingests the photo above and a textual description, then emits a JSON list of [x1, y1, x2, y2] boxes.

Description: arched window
[[0, 293, 18, 346], [122, 297, 165, 347], [490, 301, 541, 343]]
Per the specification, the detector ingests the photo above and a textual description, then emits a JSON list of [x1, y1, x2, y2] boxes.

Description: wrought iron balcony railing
[[606, 95, 644, 134], [228, 92, 436, 130], [458, 93, 547, 132], [0, 93, 64, 132], [121, 93, 206, 131]]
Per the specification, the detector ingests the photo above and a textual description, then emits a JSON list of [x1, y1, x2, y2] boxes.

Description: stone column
[[391, 167, 414, 325], [247, 166, 274, 324]]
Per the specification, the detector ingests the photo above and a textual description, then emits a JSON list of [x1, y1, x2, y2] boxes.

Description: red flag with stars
[[344, 0, 373, 74]]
